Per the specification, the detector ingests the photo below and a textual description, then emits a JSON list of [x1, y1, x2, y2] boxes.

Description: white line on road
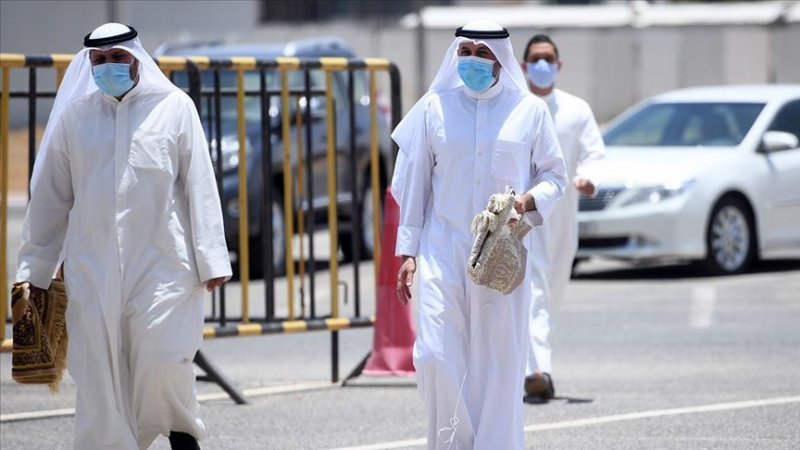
[[329, 395, 800, 450], [0, 381, 333, 423], [689, 285, 717, 329]]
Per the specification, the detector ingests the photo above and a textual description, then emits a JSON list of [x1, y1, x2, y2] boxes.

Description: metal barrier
[[0, 53, 402, 386]]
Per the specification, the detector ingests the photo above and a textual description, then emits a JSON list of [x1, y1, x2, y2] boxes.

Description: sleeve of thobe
[[525, 104, 567, 227], [177, 94, 233, 282], [390, 100, 434, 257], [16, 118, 73, 289], [574, 103, 606, 198]]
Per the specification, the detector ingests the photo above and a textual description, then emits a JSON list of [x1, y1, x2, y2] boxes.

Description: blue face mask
[[526, 60, 558, 89], [92, 63, 134, 97], [457, 56, 497, 92]]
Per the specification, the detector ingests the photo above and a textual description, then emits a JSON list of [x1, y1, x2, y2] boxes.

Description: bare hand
[[514, 192, 536, 215], [396, 256, 416, 305], [574, 178, 596, 196], [206, 276, 227, 292]]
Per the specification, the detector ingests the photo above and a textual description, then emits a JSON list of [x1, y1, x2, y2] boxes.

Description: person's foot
[[524, 372, 555, 400], [169, 431, 200, 450]]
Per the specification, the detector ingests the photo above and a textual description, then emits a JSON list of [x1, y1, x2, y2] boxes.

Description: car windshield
[[604, 102, 765, 147], [172, 70, 326, 123]]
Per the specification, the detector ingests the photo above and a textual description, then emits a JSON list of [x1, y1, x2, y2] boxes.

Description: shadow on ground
[[524, 395, 594, 405], [572, 258, 800, 281]]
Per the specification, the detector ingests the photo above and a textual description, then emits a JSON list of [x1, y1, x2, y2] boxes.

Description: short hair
[[522, 34, 559, 61]]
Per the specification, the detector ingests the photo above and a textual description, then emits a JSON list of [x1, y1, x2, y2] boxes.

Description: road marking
[[0, 408, 76, 422], [0, 381, 333, 423], [329, 395, 800, 450], [689, 285, 716, 328]]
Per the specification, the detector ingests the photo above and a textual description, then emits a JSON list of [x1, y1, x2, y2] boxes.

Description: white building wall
[[1, 0, 799, 127]]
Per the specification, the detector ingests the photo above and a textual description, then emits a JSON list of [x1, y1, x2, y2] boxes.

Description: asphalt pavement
[[2, 200, 799, 449]]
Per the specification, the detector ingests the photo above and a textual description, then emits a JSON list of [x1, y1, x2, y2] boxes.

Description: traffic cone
[[363, 189, 416, 376]]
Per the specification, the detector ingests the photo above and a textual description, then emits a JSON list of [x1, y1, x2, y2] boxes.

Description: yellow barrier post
[[276, 57, 299, 320], [231, 57, 256, 323], [52, 54, 72, 87], [365, 60, 389, 280], [320, 57, 348, 319], [0, 66, 10, 340]]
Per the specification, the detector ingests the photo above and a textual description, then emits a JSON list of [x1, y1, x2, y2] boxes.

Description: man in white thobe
[[393, 20, 567, 449], [16, 23, 231, 449], [521, 34, 605, 399]]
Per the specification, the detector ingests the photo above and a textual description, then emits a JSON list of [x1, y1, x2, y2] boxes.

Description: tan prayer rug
[[11, 274, 68, 393], [467, 188, 531, 294]]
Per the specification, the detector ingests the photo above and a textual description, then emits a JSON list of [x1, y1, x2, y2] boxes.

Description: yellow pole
[[279, 61, 296, 320], [235, 67, 250, 323], [324, 69, 340, 319], [51, 54, 72, 88], [0, 67, 9, 340], [368, 68, 381, 279]]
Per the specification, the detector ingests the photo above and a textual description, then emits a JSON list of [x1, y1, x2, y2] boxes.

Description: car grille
[[579, 188, 623, 212]]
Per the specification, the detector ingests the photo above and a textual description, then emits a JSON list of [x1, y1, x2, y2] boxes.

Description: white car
[[577, 85, 800, 274]]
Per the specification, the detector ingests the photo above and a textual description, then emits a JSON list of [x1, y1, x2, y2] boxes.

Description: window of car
[[767, 99, 800, 143], [604, 102, 765, 147]]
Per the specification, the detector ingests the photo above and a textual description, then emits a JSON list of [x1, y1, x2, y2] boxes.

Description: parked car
[[577, 85, 800, 274], [157, 38, 395, 276]]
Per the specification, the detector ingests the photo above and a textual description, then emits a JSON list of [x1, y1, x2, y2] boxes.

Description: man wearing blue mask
[[392, 20, 566, 449], [16, 23, 231, 449], [521, 34, 606, 400]]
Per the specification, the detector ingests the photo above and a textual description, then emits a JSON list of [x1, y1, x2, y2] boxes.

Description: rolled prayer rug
[[11, 275, 68, 393], [467, 187, 531, 294]]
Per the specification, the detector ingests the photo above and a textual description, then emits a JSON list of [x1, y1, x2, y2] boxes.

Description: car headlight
[[210, 135, 251, 171], [617, 180, 695, 207]]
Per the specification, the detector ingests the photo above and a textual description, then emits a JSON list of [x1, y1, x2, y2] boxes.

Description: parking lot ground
[[2, 257, 799, 449]]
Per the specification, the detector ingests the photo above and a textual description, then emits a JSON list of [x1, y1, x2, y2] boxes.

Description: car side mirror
[[760, 131, 799, 153]]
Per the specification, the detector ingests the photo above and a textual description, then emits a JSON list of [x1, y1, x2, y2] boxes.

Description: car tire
[[341, 180, 381, 263], [700, 196, 756, 275]]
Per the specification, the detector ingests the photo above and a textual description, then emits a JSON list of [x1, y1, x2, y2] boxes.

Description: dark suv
[[157, 38, 394, 276]]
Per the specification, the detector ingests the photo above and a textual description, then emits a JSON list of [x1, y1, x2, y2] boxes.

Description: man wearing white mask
[[16, 23, 231, 449], [521, 34, 605, 399], [393, 20, 566, 449]]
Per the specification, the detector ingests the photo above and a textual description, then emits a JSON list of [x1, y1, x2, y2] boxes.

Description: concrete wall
[[2, 0, 799, 127]]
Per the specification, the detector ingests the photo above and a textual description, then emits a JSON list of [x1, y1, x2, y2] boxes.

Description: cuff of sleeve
[[16, 257, 57, 289], [195, 248, 233, 283], [395, 225, 421, 257], [523, 211, 543, 227]]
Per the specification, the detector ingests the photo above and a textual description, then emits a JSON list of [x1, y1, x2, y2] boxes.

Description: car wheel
[[701, 197, 756, 275], [246, 198, 287, 279], [341, 181, 381, 262]]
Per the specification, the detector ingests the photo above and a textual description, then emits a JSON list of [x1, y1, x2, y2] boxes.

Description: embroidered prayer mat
[[11, 276, 68, 393], [467, 188, 531, 294]]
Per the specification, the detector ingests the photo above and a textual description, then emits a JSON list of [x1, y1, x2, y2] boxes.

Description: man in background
[[521, 34, 606, 399]]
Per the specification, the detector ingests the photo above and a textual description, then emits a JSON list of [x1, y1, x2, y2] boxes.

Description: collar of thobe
[[463, 79, 503, 100], [536, 90, 558, 115], [100, 77, 144, 104]]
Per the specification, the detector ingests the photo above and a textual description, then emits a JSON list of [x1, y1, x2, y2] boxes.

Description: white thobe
[[526, 88, 605, 376], [17, 82, 232, 449], [393, 81, 566, 449]]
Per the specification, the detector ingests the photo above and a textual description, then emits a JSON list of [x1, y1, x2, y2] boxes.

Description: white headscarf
[[32, 23, 179, 188], [391, 19, 530, 201]]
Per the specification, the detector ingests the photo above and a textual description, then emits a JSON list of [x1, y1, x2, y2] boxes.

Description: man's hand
[[514, 192, 536, 215], [206, 276, 227, 292], [396, 256, 417, 305], [574, 178, 596, 197]]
